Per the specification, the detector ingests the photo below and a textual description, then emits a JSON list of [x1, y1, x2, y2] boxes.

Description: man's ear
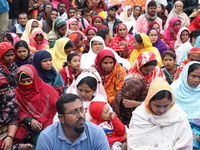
[[58, 114, 65, 123]]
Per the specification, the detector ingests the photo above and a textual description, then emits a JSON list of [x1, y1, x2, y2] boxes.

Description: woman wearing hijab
[[112, 52, 165, 125], [94, 49, 126, 104], [2, 32, 20, 46], [164, 17, 182, 50], [171, 62, 200, 149], [128, 77, 193, 149], [48, 18, 73, 48], [32, 50, 65, 95], [129, 33, 162, 67], [14, 64, 59, 150], [188, 14, 200, 32], [118, 5, 136, 27], [110, 23, 134, 58], [83, 27, 97, 52], [0, 76, 20, 149], [146, 28, 168, 56], [27, 28, 49, 54], [174, 47, 200, 80], [49, 38, 74, 71], [14, 40, 33, 67], [89, 15, 108, 30], [164, 1, 190, 29]]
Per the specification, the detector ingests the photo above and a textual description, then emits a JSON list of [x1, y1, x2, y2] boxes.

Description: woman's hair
[[51, 8, 58, 13], [3, 34, 13, 43], [142, 60, 157, 67], [102, 56, 114, 62], [134, 5, 142, 11], [77, 76, 97, 91], [18, 72, 31, 80], [35, 33, 43, 38], [63, 53, 79, 67], [162, 50, 176, 60], [135, 34, 143, 43], [150, 90, 172, 102], [56, 24, 66, 29], [181, 29, 190, 37], [64, 40, 74, 49], [96, 28, 110, 40], [188, 63, 200, 75], [190, 29, 200, 43], [91, 11, 98, 17], [15, 40, 29, 50]]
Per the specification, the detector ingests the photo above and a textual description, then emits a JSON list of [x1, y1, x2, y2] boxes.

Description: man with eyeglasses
[[36, 93, 110, 150]]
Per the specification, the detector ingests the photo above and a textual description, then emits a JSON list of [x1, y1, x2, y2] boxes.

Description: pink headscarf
[[66, 18, 81, 31], [2, 32, 20, 46]]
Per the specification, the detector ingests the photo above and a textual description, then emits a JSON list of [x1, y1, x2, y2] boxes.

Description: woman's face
[[175, 3, 183, 12], [140, 65, 155, 75], [34, 35, 43, 45], [69, 21, 78, 31], [156, 4, 163, 13], [133, 7, 141, 17], [67, 56, 80, 70], [134, 40, 144, 49], [87, 29, 96, 41], [93, 17, 103, 29], [127, 8, 132, 17], [148, 29, 158, 44], [188, 54, 200, 62], [187, 68, 200, 88], [162, 55, 175, 70], [51, 10, 58, 21], [41, 58, 52, 71], [152, 24, 160, 32], [31, 21, 39, 32], [150, 98, 171, 116], [100, 57, 114, 73], [16, 46, 29, 60], [181, 31, 189, 43], [3, 37, 12, 45], [57, 25, 67, 36], [64, 47, 72, 55], [2, 49, 15, 64], [77, 82, 95, 101], [91, 41, 104, 54], [45, 4, 52, 13], [173, 20, 181, 27], [118, 25, 127, 38]]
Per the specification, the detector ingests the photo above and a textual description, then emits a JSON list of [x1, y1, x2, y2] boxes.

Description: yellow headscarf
[[48, 38, 70, 71], [144, 77, 175, 115], [129, 33, 162, 67]]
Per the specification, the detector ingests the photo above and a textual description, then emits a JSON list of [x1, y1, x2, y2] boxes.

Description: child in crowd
[[29, 0, 44, 19], [89, 101, 127, 150], [161, 50, 179, 84]]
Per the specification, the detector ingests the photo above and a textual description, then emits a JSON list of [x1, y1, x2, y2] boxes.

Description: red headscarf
[[90, 15, 108, 30], [15, 64, 59, 128], [94, 49, 116, 73], [188, 14, 200, 32], [127, 51, 165, 83], [0, 42, 16, 73], [89, 101, 106, 124]]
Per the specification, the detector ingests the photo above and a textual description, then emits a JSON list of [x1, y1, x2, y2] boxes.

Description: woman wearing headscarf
[[174, 47, 200, 80], [14, 40, 33, 67], [128, 77, 193, 149], [174, 27, 190, 51], [48, 18, 73, 48], [89, 15, 108, 30], [110, 23, 134, 58], [0, 76, 20, 149], [112, 52, 165, 125], [164, 1, 190, 29], [32, 50, 66, 95], [171, 61, 200, 149], [146, 28, 168, 56], [27, 28, 49, 54], [2, 32, 20, 46], [129, 33, 162, 67], [48, 38, 74, 71], [83, 27, 97, 52], [188, 14, 200, 32], [94, 49, 126, 104], [14, 64, 59, 150], [118, 5, 136, 27], [164, 17, 182, 50]]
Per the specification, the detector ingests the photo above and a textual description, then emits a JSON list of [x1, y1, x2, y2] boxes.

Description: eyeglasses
[[63, 107, 84, 116]]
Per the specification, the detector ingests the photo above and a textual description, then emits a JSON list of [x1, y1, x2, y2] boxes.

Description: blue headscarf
[[32, 50, 57, 83], [171, 61, 200, 119], [14, 40, 33, 67]]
